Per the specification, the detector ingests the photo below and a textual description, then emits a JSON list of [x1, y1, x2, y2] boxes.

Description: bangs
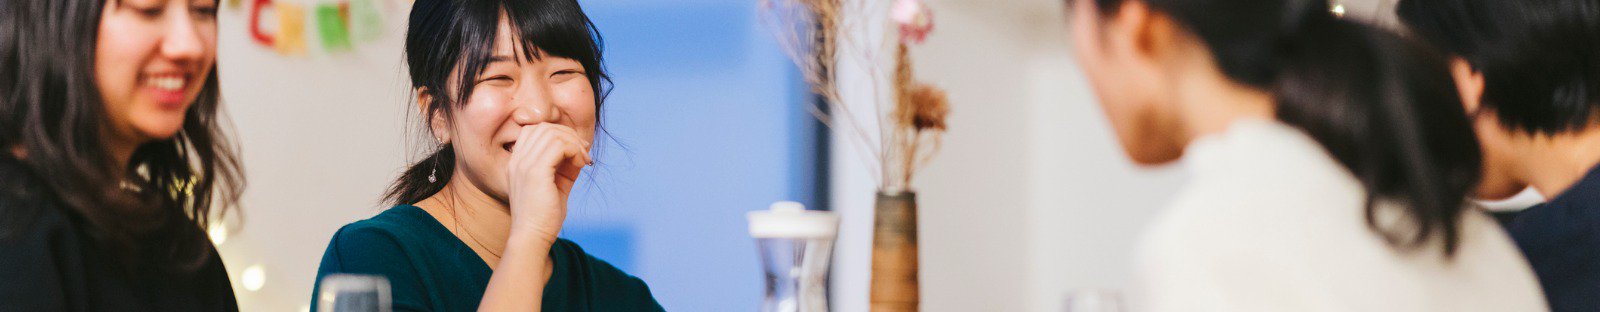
[[448, 0, 606, 107]]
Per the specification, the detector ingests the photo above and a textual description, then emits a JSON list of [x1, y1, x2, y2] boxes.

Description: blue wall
[[559, 1, 821, 310]]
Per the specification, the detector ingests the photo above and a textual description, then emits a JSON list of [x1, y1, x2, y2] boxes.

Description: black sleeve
[[0, 202, 84, 312]]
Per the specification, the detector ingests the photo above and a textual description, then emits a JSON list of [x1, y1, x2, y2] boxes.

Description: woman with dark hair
[[0, 0, 243, 310], [1397, 0, 1600, 310], [1064, 0, 1545, 310], [310, 0, 661, 311]]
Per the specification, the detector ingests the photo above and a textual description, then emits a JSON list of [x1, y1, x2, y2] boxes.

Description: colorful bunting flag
[[315, 3, 352, 51], [239, 0, 397, 56], [274, 1, 308, 55]]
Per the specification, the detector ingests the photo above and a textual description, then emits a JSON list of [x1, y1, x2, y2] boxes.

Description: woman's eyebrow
[[487, 55, 518, 64]]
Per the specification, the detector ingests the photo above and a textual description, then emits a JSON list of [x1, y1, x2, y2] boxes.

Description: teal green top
[[311, 205, 663, 312]]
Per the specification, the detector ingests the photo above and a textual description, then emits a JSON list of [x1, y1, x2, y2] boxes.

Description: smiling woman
[[309, 0, 662, 311], [0, 0, 244, 311]]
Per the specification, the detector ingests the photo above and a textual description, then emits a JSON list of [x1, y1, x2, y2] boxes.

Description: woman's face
[[439, 19, 597, 203], [1068, 0, 1185, 165], [95, 0, 218, 146]]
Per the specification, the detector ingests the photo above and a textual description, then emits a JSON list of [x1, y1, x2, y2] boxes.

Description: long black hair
[[1085, 0, 1483, 255], [0, 0, 244, 271], [385, 0, 610, 205]]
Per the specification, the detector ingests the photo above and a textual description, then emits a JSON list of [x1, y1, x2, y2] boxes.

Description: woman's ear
[[1112, 1, 1179, 65], [416, 87, 450, 144], [1107, 1, 1189, 87], [1449, 57, 1487, 115]]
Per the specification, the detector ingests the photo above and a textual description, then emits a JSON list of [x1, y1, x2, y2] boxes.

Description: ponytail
[[384, 144, 456, 205], [1090, 0, 1483, 256], [1272, 10, 1481, 256]]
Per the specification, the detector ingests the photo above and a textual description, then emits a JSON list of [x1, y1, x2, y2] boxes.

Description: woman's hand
[[478, 123, 591, 312], [505, 123, 592, 248]]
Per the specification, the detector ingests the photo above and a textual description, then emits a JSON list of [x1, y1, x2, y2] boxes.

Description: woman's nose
[[161, 10, 206, 64], [510, 87, 559, 126]]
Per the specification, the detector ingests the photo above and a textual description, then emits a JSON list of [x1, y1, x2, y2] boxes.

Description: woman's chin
[[132, 121, 186, 142]]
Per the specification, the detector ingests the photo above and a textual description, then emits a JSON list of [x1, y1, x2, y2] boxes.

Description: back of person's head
[[1399, 0, 1600, 134], [1082, 0, 1482, 255]]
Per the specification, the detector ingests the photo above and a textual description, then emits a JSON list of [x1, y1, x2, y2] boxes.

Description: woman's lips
[[145, 75, 188, 110]]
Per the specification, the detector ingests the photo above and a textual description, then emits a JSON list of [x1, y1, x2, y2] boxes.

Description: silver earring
[[429, 138, 444, 183]]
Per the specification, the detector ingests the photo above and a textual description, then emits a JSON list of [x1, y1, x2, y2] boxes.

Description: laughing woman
[[0, 0, 243, 311], [310, 0, 662, 311]]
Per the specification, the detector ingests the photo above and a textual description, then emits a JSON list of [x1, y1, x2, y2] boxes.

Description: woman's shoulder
[[324, 205, 447, 254], [0, 159, 89, 309], [0, 156, 73, 245], [0, 155, 48, 207], [336, 205, 436, 234], [315, 205, 471, 295], [320, 205, 459, 269], [0, 185, 77, 257], [1139, 192, 1546, 310]]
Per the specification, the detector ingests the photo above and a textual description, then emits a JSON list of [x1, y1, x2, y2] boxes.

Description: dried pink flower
[[892, 0, 933, 44]]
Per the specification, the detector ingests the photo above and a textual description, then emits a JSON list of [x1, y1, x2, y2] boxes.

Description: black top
[[0, 155, 237, 311], [312, 205, 663, 312], [1498, 164, 1600, 312]]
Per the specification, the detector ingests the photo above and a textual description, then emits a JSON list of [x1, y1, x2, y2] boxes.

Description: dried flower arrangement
[[758, 0, 949, 193]]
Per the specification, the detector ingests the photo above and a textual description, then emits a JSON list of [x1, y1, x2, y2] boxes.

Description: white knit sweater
[[1134, 119, 1548, 312]]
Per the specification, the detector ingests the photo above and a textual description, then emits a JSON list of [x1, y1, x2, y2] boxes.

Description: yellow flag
[[275, 1, 308, 56]]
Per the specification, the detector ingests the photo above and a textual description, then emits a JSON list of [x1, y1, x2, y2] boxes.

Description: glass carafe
[[749, 201, 839, 312]]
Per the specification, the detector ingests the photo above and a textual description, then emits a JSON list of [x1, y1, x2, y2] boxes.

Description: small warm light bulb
[[1331, 4, 1347, 17], [242, 265, 266, 291], [207, 223, 228, 246]]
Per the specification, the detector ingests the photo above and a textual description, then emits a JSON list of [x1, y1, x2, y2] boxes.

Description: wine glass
[[316, 274, 393, 312]]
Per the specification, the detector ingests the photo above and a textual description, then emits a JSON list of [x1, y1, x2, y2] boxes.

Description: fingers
[[535, 123, 592, 166], [509, 123, 592, 175], [536, 123, 592, 165], [507, 125, 542, 172], [530, 125, 590, 174]]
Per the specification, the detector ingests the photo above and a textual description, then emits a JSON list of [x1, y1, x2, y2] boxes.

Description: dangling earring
[[429, 138, 443, 183]]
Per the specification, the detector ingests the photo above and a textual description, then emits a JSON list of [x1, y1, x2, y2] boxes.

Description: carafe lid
[[747, 201, 839, 238]]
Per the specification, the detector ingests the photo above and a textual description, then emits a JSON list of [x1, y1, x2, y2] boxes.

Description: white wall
[[214, 2, 414, 311], [913, 1, 1188, 311]]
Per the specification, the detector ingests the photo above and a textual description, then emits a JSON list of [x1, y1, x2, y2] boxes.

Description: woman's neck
[[417, 176, 515, 269], [1513, 127, 1600, 199], [1173, 66, 1277, 144]]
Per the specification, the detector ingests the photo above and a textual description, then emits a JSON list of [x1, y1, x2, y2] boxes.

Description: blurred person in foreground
[[1063, 0, 1547, 310]]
